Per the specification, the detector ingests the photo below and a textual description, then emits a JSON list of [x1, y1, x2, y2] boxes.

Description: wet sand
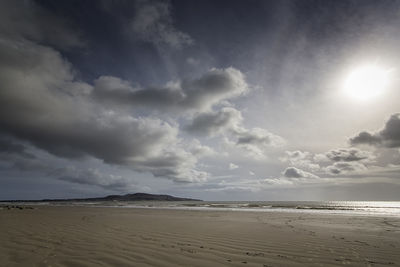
[[0, 206, 399, 266]]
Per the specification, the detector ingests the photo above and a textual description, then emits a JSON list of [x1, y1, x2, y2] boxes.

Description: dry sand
[[0, 206, 399, 267]]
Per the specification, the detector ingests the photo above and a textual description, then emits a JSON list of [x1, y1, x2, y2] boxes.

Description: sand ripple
[[1, 206, 399, 266]]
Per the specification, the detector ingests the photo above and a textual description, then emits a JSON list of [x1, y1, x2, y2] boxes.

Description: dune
[[0, 206, 399, 266]]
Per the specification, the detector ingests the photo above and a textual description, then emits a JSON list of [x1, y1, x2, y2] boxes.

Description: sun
[[344, 65, 390, 101]]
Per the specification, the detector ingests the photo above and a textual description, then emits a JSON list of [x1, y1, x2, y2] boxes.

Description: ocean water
[[48, 200, 400, 217], [5, 200, 400, 217], [124, 201, 400, 217]]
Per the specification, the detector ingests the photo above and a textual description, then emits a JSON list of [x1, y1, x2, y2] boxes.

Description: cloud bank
[[0, 30, 206, 183], [94, 67, 248, 113]]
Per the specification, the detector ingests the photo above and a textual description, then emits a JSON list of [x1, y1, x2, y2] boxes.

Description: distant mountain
[[2, 193, 202, 202], [79, 193, 202, 202]]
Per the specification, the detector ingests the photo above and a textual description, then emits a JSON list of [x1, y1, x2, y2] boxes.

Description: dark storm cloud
[[0, 136, 34, 159], [0, 139, 139, 190], [349, 132, 382, 146], [0, 0, 211, 184], [7, 157, 48, 172], [93, 67, 248, 113], [54, 167, 137, 191], [0, 31, 205, 182], [350, 113, 400, 148], [0, 0, 84, 49], [185, 107, 242, 136], [0, 38, 174, 163], [126, 153, 208, 183], [236, 129, 275, 147], [325, 148, 374, 162], [131, 0, 193, 48], [0, 137, 48, 172]]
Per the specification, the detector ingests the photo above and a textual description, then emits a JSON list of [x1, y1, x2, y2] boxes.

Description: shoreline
[[2, 201, 400, 218]]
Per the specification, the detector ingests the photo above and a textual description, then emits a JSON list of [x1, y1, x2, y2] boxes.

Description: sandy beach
[[0, 206, 399, 267]]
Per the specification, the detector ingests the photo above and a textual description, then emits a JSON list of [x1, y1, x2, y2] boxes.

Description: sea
[[8, 200, 400, 217]]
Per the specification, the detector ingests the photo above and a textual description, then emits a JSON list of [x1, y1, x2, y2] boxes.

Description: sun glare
[[344, 65, 390, 101]]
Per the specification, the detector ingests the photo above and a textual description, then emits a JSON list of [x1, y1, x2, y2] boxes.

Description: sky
[[1, 0, 400, 201]]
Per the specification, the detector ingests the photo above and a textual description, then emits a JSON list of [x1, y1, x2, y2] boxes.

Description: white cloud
[[280, 150, 320, 171], [263, 178, 296, 186], [234, 127, 285, 158], [313, 153, 330, 163], [188, 139, 216, 158], [229, 163, 239, 170], [281, 148, 378, 177]]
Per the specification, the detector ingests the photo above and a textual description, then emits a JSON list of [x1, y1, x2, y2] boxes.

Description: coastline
[[3, 200, 399, 218], [1, 206, 399, 266]]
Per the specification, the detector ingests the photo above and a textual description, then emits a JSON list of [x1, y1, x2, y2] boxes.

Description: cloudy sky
[[1, 0, 400, 201]]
